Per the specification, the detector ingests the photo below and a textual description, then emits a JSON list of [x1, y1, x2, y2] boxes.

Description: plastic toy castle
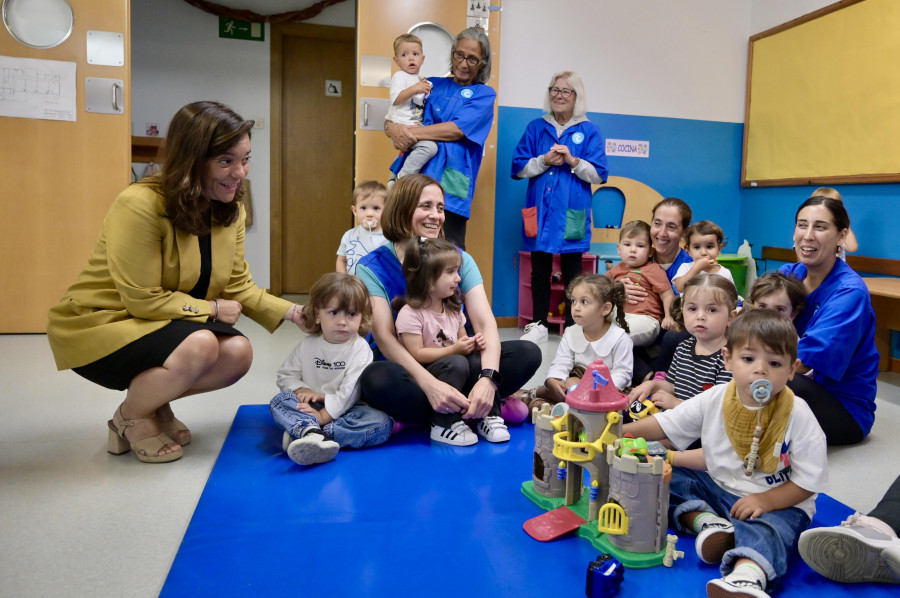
[[523, 359, 673, 568]]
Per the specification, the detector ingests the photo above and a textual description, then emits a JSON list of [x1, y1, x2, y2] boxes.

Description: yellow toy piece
[[552, 411, 621, 462], [598, 502, 628, 535]]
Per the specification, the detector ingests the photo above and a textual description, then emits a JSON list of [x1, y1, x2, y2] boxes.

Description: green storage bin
[[717, 254, 748, 297]]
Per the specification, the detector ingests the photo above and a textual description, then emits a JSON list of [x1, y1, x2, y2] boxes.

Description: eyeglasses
[[452, 50, 484, 68], [549, 87, 575, 98]]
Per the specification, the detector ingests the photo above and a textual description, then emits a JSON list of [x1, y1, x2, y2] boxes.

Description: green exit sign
[[219, 17, 265, 42]]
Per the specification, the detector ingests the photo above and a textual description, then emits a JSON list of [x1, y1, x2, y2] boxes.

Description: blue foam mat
[[162, 405, 895, 597]]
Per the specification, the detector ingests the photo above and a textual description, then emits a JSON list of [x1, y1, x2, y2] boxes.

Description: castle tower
[[604, 443, 671, 554]]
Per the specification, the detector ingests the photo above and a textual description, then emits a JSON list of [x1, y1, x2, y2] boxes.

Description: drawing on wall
[[0, 55, 76, 121]]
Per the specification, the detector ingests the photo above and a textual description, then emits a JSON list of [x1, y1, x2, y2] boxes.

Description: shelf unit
[[131, 136, 163, 163], [518, 251, 598, 335]]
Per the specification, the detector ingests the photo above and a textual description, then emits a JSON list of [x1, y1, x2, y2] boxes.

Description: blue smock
[[391, 77, 496, 219], [779, 259, 879, 436], [664, 247, 693, 294], [511, 116, 608, 254]]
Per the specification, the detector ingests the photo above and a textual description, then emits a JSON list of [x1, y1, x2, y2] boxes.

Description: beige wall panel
[[0, 0, 131, 332]]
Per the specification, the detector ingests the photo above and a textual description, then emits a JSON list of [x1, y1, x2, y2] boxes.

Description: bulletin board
[[742, 0, 900, 187]]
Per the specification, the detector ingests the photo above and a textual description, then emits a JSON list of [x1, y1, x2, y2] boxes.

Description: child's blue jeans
[[269, 391, 393, 449], [668, 467, 810, 586]]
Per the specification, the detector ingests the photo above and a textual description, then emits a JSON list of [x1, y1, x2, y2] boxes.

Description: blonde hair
[[300, 273, 372, 337], [352, 180, 387, 207], [393, 34, 423, 54], [810, 187, 842, 202], [567, 274, 629, 333]]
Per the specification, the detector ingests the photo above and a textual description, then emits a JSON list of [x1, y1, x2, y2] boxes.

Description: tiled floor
[[1, 320, 898, 597]]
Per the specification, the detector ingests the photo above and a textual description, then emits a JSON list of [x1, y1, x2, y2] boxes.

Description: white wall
[[750, 0, 834, 35], [498, 0, 751, 123], [130, 0, 354, 288]]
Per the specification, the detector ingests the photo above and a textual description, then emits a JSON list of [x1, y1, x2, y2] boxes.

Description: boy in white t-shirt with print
[[385, 33, 437, 182], [624, 308, 828, 598]]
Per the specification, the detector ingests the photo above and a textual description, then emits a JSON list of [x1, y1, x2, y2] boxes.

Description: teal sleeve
[[459, 250, 483, 293]]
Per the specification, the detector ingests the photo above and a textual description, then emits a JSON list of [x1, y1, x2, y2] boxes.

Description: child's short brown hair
[[685, 220, 725, 246], [619, 220, 651, 244], [352, 180, 387, 207], [726, 307, 798, 362], [748, 272, 806, 319], [393, 34, 423, 55], [300, 272, 373, 336]]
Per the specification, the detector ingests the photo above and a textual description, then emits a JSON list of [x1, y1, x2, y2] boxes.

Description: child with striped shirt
[[628, 273, 736, 411]]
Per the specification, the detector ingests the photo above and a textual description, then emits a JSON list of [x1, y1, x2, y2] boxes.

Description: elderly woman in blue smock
[[779, 195, 879, 446], [385, 27, 495, 250], [511, 71, 608, 344]]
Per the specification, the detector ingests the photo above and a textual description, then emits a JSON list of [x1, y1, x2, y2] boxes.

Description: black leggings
[[359, 340, 542, 424], [870, 474, 900, 535], [787, 375, 864, 446], [443, 211, 468, 250], [531, 251, 584, 328], [426, 355, 501, 427]]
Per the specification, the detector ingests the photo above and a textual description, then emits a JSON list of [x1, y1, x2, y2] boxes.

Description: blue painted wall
[[492, 106, 745, 318]]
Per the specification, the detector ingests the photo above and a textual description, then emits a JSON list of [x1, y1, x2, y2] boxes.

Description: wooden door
[[0, 0, 131, 332], [271, 24, 354, 294], [355, 0, 501, 301]]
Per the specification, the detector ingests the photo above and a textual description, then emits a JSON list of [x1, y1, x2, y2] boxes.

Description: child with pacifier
[[628, 273, 736, 413], [672, 220, 735, 293], [394, 238, 510, 446], [336, 180, 389, 275], [623, 308, 828, 598], [270, 273, 393, 466]]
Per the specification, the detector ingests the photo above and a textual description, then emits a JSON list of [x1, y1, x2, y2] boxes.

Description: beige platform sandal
[[107, 405, 183, 464], [159, 416, 191, 447]]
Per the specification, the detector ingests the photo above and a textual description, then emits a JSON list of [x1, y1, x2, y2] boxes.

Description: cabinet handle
[[363, 100, 369, 127]]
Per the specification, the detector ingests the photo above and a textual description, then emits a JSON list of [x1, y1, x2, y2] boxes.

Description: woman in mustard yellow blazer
[[48, 101, 303, 463]]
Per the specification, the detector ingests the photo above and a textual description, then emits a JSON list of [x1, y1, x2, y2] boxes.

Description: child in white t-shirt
[[672, 220, 735, 293], [624, 308, 828, 598], [269, 273, 393, 466], [385, 34, 437, 182], [336, 180, 389, 275]]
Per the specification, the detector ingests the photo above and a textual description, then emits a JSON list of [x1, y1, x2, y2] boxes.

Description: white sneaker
[[287, 431, 340, 466], [799, 512, 900, 584], [430, 421, 478, 446], [706, 576, 769, 598], [477, 416, 510, 443], [520, 322, 549, 344]]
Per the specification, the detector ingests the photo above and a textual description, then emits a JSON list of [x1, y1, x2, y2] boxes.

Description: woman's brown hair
[[147, 101, 254, 235], [381, 174, 444, 242]]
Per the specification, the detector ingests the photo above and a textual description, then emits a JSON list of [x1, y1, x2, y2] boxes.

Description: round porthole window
[[2, 0, 74, 49]]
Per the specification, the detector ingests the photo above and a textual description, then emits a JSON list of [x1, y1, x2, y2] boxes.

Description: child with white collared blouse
[[519, 274, 633, 413]]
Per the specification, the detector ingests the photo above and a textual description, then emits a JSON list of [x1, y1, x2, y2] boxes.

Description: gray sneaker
[[287, 431, 340, 466], [799, 512, 900, 584]]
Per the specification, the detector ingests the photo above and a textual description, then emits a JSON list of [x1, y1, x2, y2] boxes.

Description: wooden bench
[[760, 247, 900, 373]]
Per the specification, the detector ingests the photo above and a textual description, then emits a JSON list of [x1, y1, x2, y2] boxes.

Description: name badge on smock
[[572, 132, 585, 144], [460, 88, 474, 99]]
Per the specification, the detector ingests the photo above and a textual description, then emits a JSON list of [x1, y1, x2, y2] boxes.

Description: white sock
[[692, 512, 718, 533], [726, 562, 767, 590]]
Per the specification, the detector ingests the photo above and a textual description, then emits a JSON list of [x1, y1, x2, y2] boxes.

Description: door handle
[[363, 100, 369, 127], [112, 82, 122, 112]]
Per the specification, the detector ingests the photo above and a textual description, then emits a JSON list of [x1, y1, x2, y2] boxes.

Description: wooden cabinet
[[518, 251, 597, 334]]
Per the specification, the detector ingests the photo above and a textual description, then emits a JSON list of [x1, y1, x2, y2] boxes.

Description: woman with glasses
[[511, 71, 608, 345], [384, 27, 496, 250]]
